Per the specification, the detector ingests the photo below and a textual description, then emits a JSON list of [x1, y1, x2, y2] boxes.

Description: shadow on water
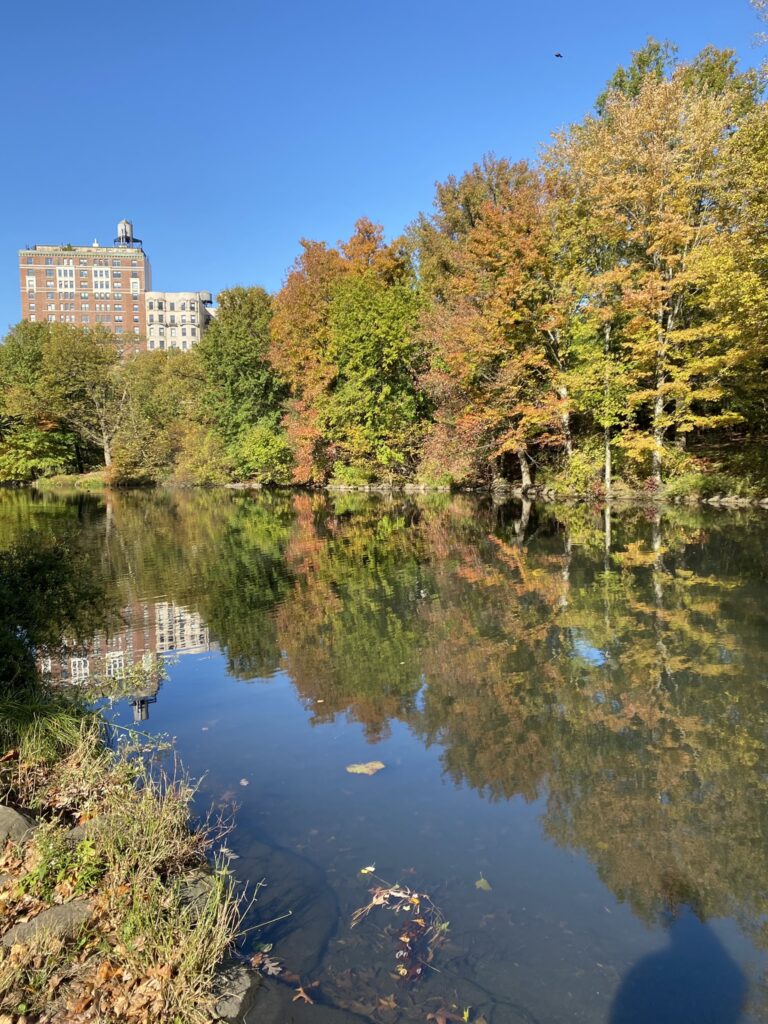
[[609, 906, 747, 1024]]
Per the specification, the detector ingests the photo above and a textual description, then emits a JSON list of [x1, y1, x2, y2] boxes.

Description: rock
[[178, 868, 217, 921], [1, 898, 94, 947], [239, 839, 339, 977], [247, 981, 365, 1024], [66, 814, 106, 843], [212, 958, 261, 1023], [0, 805, 37, 847]]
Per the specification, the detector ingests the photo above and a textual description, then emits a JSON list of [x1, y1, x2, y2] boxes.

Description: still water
[[5, 488, 768, 1023]]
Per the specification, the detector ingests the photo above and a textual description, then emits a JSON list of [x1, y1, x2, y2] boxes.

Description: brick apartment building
[[18, 220, 215, 351], [18, 219, 151, 341]]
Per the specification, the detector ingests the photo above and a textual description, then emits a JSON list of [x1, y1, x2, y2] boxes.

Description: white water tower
[[114, 219, 142, 248]]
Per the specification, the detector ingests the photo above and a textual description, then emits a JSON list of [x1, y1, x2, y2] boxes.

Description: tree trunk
[[557, 385, 572, 458], [74, 440, 84, 474], [517, 451, 532, 490], [102, 435, 112, 468], [604, 426, 612, 498], [652, 389, 665, 486]]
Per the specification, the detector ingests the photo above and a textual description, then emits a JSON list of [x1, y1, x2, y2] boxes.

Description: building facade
[[144, 290, 214, 351], [18, 220, 152, 340]]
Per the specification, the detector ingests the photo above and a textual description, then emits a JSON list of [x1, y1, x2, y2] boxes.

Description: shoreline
[[17, 473, 768, 510]]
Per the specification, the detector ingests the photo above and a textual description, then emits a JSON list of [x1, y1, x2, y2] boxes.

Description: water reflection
[[4, 488, 768, 1020]]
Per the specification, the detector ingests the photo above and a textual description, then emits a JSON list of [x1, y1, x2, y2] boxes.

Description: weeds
[[0, 722, 244, 1023]]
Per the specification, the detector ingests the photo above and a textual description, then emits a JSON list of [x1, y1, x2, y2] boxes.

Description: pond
[[4, 487, 768, 1023]]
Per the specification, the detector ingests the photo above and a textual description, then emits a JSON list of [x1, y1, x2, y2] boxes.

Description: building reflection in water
[[39, 601, 211, 720]]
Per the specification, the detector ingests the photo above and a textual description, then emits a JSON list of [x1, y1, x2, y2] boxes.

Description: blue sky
[[0, 0, 761, 330]]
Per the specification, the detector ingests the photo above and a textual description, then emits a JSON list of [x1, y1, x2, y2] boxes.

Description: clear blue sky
[[0, 0, 761, 331]]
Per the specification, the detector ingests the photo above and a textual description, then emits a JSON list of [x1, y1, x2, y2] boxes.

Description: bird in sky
[[554, 52, 564, 58]]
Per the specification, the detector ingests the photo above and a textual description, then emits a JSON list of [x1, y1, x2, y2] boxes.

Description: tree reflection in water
[[4, 488, 768, 1017]]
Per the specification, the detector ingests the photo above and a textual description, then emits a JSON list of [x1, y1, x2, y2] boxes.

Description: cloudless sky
[[0, 0, 762, 330]]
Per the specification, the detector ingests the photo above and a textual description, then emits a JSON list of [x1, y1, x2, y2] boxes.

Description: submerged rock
[[212, 958, 261, 1023]]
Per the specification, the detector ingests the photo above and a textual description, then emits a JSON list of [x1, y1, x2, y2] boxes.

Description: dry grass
[[0, 721, 245, 1023]]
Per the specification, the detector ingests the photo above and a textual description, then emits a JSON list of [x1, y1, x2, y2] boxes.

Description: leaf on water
[[475, 875, 492, 892], [239, 778, 250, 786], [360, 864, 376, 874], [345, 761, 386, 776]]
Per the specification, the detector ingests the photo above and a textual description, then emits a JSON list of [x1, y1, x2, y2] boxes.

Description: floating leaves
[[475, 874, 492, 892], [359, 864, 376, 875], [239, 778, 250, 787], [351, 881, 448, 981], [345, 761, 386, 776]]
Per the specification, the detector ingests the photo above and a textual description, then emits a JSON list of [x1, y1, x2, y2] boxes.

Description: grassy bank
[[32, 471, 109, 492], [0, 704, 242, 1023]]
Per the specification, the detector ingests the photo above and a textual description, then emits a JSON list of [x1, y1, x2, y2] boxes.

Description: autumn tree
[[549, 73, 751, 484], [270, 218, 426, 483], [415, 158, 566, 488]]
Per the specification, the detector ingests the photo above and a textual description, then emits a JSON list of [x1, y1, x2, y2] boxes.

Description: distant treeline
[[3, 40, 768, 497]]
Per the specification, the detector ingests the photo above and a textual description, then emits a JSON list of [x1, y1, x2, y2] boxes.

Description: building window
[[181, 327, 187, 337], [133, 316, 139, 323], [148, 300, 153, 310], [169, 302, 175, 311], [149, 314, 154, 324], [131, 271, 138, 278], [133, 304, 138, 312], [115, 327, 123, 334], [115, 305, 122, 311], [82, 316, 90, 323], [26, 256, 33, 264], [45, 257, 53, 265], [131, 259, 138, 266], [46, 269, 54, 277], [170, 328, 176, 338], [158, 301, 164, 310], [133, 327, 140, 334], [29, 314, 36, 321], [115, 316, 123, 322], [48, 315, 55, 322], [70, 657, 89, 680], [191, 327, 196, 336], [170, 315, 176, 325], [29, 303, 35, 310], [159, 327, 165, 336]]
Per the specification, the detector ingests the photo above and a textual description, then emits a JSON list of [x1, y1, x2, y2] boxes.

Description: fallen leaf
[[239, 778, 250, 786], [359, 864, 376, 875], [293, 985, 315, 1005], [345, 761, 385, 776], [475, 875, 492, 892], [379, 993, 398, 1010]]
